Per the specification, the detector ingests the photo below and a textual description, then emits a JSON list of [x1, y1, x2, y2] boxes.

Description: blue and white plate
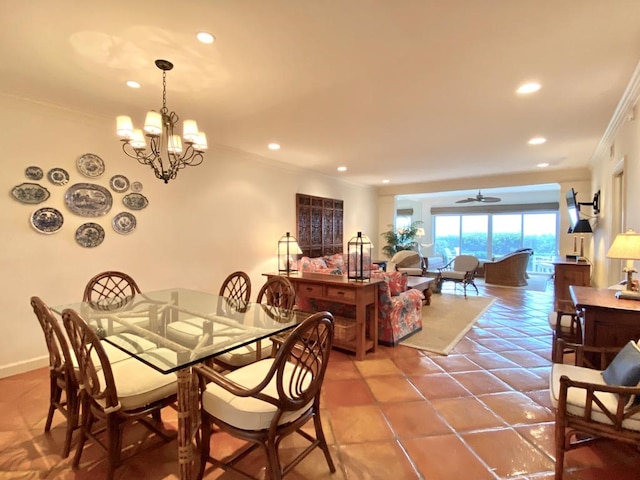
[[25, 166, 43, 180], [47, 167, 70, 186], [77, 153, 105, 178], [112, 212, 136, 234], [31, 207, 64, 234], [75, 222, 105, 248], [109, 174, 130, 193]]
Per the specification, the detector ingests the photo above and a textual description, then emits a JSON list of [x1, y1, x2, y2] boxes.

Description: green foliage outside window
[[380, 221, 423, 258]]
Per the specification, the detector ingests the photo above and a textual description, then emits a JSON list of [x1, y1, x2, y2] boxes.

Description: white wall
[[0, 94, 376, 378]]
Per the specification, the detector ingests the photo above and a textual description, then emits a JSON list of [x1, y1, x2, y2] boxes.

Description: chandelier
[[116, 59, 207, 184]]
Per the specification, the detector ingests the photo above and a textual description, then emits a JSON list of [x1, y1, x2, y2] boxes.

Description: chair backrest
[[83, 271, 141, 311], [453, 255, 479, 272], [218, 271, 251, 312], [257, 276, 296, 310], [61, 308, 120, 411], [273, 311, 334, 412], [31, 296, 76, 384]]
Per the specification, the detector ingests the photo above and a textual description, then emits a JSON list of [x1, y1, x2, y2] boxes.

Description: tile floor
[[2, 282, 640, 479]]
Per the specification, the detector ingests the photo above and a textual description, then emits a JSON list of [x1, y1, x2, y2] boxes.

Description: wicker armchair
[[483, 248, 533, 287]]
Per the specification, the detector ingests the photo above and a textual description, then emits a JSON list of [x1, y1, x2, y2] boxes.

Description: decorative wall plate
[[122, 193, 148, 210], [47, 167, 70, 186], [109, 174, 130, 193], [76, 153, 105, 178], [30, 207, 64, 234], [112, 212, 137, 234], [64, 183, 113, 217], [130, 181, 143, 193], [75, 222, 105, 248], [25, 166, 43, 180], [11, 183, 50, 204]]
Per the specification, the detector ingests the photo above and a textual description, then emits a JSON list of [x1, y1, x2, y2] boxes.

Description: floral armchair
[[296, 264, 423, 346]]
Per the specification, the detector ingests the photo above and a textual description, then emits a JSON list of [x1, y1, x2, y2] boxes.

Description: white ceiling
[[3, 1, 640, 187]]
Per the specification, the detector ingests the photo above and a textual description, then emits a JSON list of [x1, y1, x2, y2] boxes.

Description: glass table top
[[52, 288, 305, 374]]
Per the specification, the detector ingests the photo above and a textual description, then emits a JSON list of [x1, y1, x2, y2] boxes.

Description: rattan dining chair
[[30, 296, 80, 459], [215, 275, 296, 368], [82, 270, 141, 310], [193, 311, 335, 480], [549, 309, 583, 363], [217, 270, 252, 314], [61, 308, 178, 480]]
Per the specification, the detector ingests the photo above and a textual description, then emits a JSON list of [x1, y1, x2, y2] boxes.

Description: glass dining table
[[52, 287, 306, 480]]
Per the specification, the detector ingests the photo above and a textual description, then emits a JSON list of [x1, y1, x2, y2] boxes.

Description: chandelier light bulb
[[183, 120, 199, 143], [130, 129, 147, 149], [116, 116, 134, 138]]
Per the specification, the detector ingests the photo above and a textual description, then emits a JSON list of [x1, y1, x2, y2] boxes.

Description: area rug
[[400, 294, 495, 355]]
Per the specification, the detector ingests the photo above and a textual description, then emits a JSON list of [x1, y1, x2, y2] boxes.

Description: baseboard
[[0, 356, 48, 379]]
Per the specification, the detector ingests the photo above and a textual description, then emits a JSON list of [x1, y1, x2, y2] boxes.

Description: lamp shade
[[607, 229, 640, 260], [571, 219, 593, 234]]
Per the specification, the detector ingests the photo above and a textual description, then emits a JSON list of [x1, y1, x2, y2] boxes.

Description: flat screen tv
[[566, 188, 580, 228]]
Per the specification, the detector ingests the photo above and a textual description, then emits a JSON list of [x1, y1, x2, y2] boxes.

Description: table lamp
[[606, 229, 640, 300], [572, 219, 593, 260], [278, 232, 303, 275]]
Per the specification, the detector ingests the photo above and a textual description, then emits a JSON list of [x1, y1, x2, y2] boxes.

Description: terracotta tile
[[479, 391, 554, 425], [338, 440, 419, 479], [353, 358, 404, 377], [391, 354, 444, 375], [430, 354, 483, 372], [327, 405, 395, 444], [451, 370, 513, 395], [465, 352, 520, 369], [430, 396, 507, 431], [499, 350, 550, 368], [381, 400, 452, 437], [490, 367, 550, 392], [409, 373, 471, 399], [462, 428, 554, 476], [365, 376, 423, 403], [324, 358, 362, 381], [322, 378, 374, 407], [402, 434, 495, 480]]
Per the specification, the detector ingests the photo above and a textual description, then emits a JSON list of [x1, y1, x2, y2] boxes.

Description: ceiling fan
[[455, 190, 501, 204]]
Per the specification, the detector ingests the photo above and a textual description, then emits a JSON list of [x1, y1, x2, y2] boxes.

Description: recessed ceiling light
[[537, 162, 549, 168], [337, 166, 347, 172], [197, 32, 215, 44], [382, 179, 390, 184], [268, 143, 280, 150], [528, 137, 547, 145], [517, 82, 541, 94], [126, 81, 140, 89]]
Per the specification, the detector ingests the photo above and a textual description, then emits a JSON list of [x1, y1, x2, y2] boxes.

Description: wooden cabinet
[[553, 261, 590, 312], [264, 272, 381, 360]]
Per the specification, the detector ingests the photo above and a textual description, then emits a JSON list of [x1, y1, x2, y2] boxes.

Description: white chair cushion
[[216, 341, 273, 368], [202, 358, 311, 430], [70, 334, 155, 371], [550, 363, 640, 431], [97, 348, 177, 411], [547, 311, 581, 333], [391, 250, 420, 268], [440, 271, 467, 281]]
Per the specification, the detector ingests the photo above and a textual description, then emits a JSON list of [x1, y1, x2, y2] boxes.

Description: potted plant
[[380, 221, 423, 258]]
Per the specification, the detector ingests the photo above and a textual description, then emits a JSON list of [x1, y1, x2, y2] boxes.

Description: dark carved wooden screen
[[296, 194, 344, 257]]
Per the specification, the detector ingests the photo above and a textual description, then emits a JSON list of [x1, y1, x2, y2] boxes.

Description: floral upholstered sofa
[[296, 255, 424, 346]]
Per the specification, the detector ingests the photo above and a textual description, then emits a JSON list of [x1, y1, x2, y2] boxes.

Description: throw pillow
[[325, 253, 346, 272], [602, 340, 640, 386], [386, 271, 408, 296]]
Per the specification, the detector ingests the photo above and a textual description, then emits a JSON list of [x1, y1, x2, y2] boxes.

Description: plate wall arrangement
[[25, 166, 43, 180], [47, 167, 70, 186], [109, 174, 130, 193], [112, 212, 136, 234], [122, 193, 149, 210]]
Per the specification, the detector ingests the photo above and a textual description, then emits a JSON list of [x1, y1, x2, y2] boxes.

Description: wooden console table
[[264, 272, 382, 360], [570, 285, 640, 368]]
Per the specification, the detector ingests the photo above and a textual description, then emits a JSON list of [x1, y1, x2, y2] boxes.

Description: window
[[433, 211, 558, 272]]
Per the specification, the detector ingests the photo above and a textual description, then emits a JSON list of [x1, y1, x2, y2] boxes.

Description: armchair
[[389, 250, 425, 276], [436, 255, 479, 297], [483, 248, 533, 287]]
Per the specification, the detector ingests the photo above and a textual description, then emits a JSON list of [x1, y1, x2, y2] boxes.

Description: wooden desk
[[570, 286, 640, 368], [264, 272, 382, 360], [553, 260, 590, 312]]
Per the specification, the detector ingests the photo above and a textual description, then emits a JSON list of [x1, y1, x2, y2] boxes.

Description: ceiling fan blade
[[480, 197, 501, 203], [455, 198, 476, 203]]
